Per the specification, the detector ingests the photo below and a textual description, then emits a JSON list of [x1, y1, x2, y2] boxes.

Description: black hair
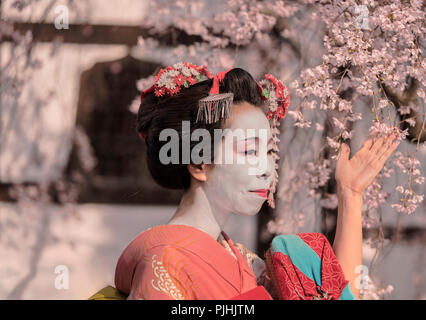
[[136, 67, 263, 190]]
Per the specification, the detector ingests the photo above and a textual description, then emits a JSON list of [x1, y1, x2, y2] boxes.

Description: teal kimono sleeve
[[265, 232, 356, 300]]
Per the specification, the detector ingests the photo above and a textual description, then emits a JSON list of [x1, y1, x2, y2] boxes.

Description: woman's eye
[[244, 150, 257, 155], [244, 149, 276, 155]]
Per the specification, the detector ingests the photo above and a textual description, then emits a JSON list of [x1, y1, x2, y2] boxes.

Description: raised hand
[[335, 133, 400, 197]]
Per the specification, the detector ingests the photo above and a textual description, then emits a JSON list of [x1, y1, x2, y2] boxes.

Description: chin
[[234, 202, 264, 217]]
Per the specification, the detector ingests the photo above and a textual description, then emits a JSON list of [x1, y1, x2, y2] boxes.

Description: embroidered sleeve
[[128, 245, 196, 300]]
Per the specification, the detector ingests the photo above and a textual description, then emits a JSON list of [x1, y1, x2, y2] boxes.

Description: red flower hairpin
[[256, 74, 291, 208], [140, 62, 213, 104], [258, 74, 291, 121]]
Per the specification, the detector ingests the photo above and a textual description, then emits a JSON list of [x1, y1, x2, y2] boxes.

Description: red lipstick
[[251, 189, 268, 198]]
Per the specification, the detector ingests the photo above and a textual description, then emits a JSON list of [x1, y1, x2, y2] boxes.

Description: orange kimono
[[114, 224, 271, 300]]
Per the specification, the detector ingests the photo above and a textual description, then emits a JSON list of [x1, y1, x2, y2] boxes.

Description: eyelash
[[244, 149, 277, 155]]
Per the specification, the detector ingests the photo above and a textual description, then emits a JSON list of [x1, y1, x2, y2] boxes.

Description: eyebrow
[[241, 137, 273, 144]]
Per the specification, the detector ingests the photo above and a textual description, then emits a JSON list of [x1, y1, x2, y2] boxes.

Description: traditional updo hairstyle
[[136, 68, 264, 190]]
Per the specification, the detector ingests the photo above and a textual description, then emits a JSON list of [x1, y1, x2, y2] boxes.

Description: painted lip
[[250, 189, 269, 198]]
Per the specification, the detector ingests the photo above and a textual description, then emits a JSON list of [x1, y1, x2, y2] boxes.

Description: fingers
[[361, 137, 374, 151], [362, 133, 398, 171], [377, 138, 400, 163], [357, 136, 374, 158], [369, 134, 390, 155], [338, 143, 350, 161], [345, 132, 399, 165], [376, 133, 396, 159], [366, 136, 400, 174]]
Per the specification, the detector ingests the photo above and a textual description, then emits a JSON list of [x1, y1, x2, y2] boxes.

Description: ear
[[187, 163, 209, 182]]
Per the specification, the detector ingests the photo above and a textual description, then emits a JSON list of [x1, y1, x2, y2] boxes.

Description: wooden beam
[[2, 22, 203, 46], [363, 225, 426, 244]]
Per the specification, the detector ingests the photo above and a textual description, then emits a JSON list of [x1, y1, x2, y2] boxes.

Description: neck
[[167, 180, 231, 240]]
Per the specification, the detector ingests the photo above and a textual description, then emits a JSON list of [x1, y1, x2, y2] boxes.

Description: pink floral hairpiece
[[140, 62, 213, 105], [257, 74, 290, 121], [256, 74, 291, 208]]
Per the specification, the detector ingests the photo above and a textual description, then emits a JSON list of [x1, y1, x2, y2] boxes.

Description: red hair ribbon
[[208, 68, 234, 95]]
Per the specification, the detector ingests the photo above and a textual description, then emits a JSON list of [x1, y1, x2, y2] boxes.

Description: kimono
[[114, 224, 269, 300], [89, 224, 355, 300], [265, 233, 355, 300]]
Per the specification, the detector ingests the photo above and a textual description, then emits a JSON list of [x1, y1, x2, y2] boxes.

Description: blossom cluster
[[391, 151, 424, 215], [359, 275, 394, 300], [362, 178, 390, 228], [292, 0, 425, 136], [298, 160, 332, 198]]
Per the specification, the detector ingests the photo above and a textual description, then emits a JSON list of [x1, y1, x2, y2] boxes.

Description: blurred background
[[0, 0, 424, 299]]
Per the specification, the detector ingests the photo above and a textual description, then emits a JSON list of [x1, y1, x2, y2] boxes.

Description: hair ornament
[[140, 62, 213, 105], [196, 68, 235, 124], [138, 62, 214, 141], [257, 74, 291, 208]]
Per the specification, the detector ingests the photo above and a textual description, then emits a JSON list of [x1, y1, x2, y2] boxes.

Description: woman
[[112, 63, 400, 300]]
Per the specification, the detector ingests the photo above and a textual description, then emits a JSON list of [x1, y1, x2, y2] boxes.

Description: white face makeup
[[203, 102, 275, 217]]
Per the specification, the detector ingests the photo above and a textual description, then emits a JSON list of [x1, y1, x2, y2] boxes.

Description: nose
[[257, 155, 274, 180]]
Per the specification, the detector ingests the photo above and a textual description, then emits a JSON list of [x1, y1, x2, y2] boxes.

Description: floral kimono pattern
[[90, 225, 355, 300], [114, 224, 265, 300]]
